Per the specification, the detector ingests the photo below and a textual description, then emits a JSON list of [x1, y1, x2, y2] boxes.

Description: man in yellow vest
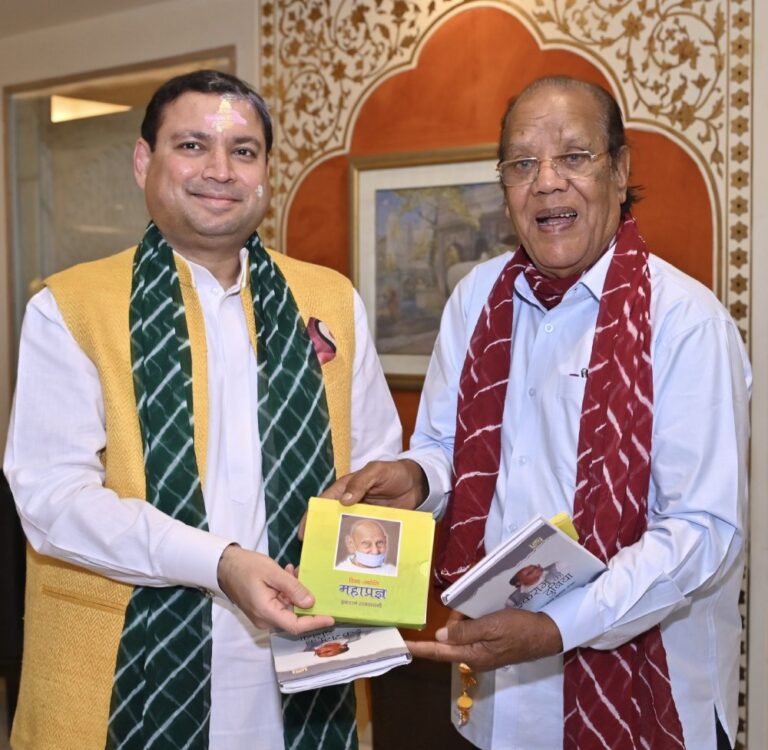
[[4, 70, 401, 750]]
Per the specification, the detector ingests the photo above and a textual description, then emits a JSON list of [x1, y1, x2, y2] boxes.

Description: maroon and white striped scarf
[[435, 215, 686, 749]]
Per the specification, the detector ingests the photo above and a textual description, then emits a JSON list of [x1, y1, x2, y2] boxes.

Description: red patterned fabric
[[435, 215, 685, 749], [434, 252, 581, 583], [563, 217, 685, 749], [434, 248, 528, 583]]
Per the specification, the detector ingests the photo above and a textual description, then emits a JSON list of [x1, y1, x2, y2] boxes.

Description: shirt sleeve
[[543, 316, 751, 651], [349, 290, 403, 468], [3, 288, 231, 595], [399, 274, 479, 516]]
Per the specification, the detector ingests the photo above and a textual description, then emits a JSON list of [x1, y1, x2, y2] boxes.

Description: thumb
[[436, 615, 475, 645], [265, 564, 315, 609], [321, 474, 352, 501], [337, 470, 380, 506], [446, 609, 467, 625]]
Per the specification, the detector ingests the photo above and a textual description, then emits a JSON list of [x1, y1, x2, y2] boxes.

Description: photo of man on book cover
[[334, 516, 401, 576], [505, 562, 569, 609]]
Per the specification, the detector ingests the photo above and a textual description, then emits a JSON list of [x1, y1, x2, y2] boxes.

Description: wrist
[[216, 542, 241, 596], [401, 459, 429, 507], [535, 612, 563, 657]]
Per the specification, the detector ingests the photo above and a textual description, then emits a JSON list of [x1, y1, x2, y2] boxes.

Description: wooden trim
[[748, 1, 766, 746], [2, 45, 235, 96]]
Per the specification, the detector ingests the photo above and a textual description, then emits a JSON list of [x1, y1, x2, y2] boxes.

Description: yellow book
[[549, 511, 579, 541], [296, 498, 436, 628]]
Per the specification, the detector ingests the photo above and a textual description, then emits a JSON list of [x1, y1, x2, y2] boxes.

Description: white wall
[[0, 0, 259, 448]]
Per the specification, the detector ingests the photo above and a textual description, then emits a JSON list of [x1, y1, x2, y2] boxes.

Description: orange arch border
[[285, 5, 713, 290]]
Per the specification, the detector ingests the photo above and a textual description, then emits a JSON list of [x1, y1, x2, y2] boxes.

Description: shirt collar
[[173, 247, 249, 294], [514, 235, 618, 307]]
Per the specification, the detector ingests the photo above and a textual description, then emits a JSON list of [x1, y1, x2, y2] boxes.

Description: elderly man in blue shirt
[[328, 75, 751, 750]]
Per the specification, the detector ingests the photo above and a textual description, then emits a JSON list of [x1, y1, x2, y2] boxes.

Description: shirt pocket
[[551, 375, 587, 489], [556, 373, 587, 405]]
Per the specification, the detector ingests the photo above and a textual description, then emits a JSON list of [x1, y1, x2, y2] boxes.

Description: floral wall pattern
[[259, 0, 753, 344]]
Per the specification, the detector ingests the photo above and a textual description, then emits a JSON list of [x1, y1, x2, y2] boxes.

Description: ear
[[345, 535, 356, 555], [133, 138, 152, 190], [613, 145, 631, 203]]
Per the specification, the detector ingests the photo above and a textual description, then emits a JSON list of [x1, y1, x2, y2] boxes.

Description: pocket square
[[307, 317, 337, 365]]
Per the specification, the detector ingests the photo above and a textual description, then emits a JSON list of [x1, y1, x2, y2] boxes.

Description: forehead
[[156, 91, 264, 138], [504, 85, 605, 151], [354, 522, 385, 539]]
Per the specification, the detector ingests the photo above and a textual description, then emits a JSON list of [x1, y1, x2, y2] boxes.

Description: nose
[[532, 158, 567, 192], [202, 146, 235, 182]]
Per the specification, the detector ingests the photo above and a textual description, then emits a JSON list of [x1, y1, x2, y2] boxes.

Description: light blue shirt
[[405, 244, 751, 750]]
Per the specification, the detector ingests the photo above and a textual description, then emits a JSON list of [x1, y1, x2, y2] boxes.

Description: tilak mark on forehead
[[204, 96, 247, 132]]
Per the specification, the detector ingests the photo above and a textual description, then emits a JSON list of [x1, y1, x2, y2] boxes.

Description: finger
[[445, 609, 466, 625], [321, 475, 351, 501], [274, 611, 335, 637], [436, 616, 481, 646], [288, 614, 336, 636], [338, 467, 384, 506], [265, 565, 316, 609], [297, 511, 308, 540], [405, 639, 475, 664]]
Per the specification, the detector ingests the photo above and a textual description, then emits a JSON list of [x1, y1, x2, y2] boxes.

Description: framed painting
[[351, 146, 516, 388]]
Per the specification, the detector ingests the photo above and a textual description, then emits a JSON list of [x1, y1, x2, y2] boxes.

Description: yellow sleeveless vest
[[12, 247, 354, 750]]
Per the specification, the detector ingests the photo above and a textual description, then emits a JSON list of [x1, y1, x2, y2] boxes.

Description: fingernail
[[342, 492, 353, 502], [436, 627, 448, 642]]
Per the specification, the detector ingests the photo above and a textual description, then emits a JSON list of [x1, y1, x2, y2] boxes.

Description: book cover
[[296, 498, 436, 628], [271, 625, 412, 694], [441, 514, 606, 618]]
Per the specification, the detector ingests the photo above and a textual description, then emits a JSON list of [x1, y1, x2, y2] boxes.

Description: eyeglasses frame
[[496, 149, 610, 187]]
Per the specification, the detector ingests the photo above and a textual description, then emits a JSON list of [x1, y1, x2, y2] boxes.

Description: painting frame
[[350, 145, 508, 389]]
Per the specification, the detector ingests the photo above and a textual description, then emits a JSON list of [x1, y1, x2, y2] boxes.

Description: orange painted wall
[[286, 6, 713, 442]]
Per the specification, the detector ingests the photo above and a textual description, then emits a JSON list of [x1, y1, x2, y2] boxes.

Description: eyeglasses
[[496, 150, 608, 187]]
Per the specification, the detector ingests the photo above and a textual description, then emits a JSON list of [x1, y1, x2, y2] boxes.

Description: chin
[[529, 245, 589, 276]]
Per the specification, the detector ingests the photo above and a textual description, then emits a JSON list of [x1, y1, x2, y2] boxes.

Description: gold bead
[[457, 694, 474, 710]]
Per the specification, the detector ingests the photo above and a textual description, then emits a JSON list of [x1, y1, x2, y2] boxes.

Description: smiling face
[[133, 91, 270, 262], [500, 84, 629, 278], [345, 519, 388, 567]]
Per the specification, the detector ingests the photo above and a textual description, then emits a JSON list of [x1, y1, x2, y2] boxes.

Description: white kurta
[[4, 251, 403, 749], [405, 244, 751, 750]]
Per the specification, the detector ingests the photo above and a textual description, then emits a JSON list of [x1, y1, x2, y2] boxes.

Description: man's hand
[[406, 609, 563, 672], [298, 459, 429, 539], [216, 544, 334, 635], [323, 459, 429, 509]]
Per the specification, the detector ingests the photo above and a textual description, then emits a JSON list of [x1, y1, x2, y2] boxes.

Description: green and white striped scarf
[[107, 222, 357, 750]]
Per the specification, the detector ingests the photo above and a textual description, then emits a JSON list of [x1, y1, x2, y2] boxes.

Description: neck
[[175, 245, 242, 288]]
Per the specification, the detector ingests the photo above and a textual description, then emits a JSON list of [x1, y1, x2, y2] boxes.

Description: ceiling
[[0, 0, 172, 40]]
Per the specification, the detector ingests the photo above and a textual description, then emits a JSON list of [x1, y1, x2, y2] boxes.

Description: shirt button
[[528, 387, 536, 397], [544, 323, 554, 333], [519, 456, 528, 465]]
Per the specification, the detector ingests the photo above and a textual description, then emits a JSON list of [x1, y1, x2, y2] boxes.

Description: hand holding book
[[440, 514, 605, 619], [321, 459, 429, 510], [406, 608, 562, 672]]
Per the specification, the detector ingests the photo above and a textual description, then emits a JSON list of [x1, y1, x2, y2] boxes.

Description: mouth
[[535, 207, 577, 230], [189, 190, 242, 208]]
